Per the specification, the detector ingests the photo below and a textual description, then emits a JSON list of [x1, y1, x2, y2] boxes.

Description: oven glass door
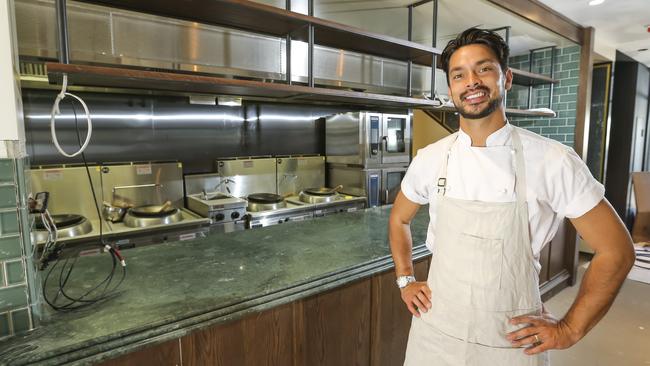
[[382, 168, 407, 204], [381, 114, 410, 164]]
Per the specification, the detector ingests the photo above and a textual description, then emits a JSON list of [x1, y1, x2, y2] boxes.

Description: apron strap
[[436, 126, 527, 203], [510, 128, 527, 205], [436, 133, 458, 196]]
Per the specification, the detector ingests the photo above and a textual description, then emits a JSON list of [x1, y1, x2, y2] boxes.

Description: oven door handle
[[381, 136, 388, 152]]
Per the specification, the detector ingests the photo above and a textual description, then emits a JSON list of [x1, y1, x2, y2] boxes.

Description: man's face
[[447, 44, 512, 119]]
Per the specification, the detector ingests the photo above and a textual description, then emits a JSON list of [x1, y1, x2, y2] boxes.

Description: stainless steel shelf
[[511, 68, 559, 86], [434, 105, 557, 118], [74, 0, 442, 66], [46, 63, 439, 109]]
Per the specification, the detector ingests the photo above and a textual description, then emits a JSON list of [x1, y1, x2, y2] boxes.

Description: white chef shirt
[[401, 123, 605, 258]]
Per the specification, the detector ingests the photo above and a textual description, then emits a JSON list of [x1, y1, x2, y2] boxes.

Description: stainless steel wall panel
[[184, 173, 221, 196], [28, 166, 102, 219], [276, 156, 325, 196], [100, 162, 184, 208], [22, 89, 339, 172], [215, 158, 277, 197]]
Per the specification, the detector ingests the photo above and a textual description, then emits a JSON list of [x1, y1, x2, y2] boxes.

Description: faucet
[[199, 179, 236, 200]]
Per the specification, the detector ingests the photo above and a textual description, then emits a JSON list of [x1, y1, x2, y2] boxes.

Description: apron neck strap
[[510, 128, 527, 205], [436, 133, 458, 195], [436, 126, 527, 203]]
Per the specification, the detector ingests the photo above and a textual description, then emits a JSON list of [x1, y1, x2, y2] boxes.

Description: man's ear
[[504, 67, 513, 91]]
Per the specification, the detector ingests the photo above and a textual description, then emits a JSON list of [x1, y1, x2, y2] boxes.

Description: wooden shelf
[[46, 63, 439, 109], [75, 0, 441, 67], [511, 68, 558, 86]]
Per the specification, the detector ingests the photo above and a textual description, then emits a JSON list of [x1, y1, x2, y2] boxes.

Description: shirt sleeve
[[548, 148, 605, 218], [400, 150, 430, 205]]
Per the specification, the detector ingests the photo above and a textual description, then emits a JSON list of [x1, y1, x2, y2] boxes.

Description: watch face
[[397, 276, 415, 288]]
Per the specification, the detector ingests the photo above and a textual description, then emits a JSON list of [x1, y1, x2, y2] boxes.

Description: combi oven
[[325, 112, 411, 166], [327, 164, 407, 207]]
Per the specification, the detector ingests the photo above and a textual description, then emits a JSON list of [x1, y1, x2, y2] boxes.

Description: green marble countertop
[[0, 206, 430, 365]]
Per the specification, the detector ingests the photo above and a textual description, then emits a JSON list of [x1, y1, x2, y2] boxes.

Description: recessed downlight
[[588, 0, 605, 5]]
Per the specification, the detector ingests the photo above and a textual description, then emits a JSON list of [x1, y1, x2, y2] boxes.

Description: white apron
[[404, 129, 550, 366]]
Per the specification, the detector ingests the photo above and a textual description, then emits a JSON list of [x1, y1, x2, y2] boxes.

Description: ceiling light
[[188, 95, 216, 105], [217, 96, 243, 107], [588, 0, 605, 5]]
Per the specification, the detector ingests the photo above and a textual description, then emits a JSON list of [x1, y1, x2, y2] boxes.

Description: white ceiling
[[537, 0, 650, 66], [432, 0, 574, 55], [271, 0, 576, 55]]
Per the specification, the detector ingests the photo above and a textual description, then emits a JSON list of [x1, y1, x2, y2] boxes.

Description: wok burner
[[34, 214, 93, 242], [246, 193, 287, 212], [123, 207, 183, 228], [298, 187, 343, 204]]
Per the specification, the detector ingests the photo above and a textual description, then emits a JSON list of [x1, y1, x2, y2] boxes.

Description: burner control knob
[[231, 211, 240, 219], [214, 213, 225, 221]]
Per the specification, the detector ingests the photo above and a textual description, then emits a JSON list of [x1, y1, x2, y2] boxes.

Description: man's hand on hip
[[400, 281, 432, 317], [506, 312, 582, 355]]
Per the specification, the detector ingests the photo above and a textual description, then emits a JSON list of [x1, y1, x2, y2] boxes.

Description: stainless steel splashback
[[22, 89, 344, 172], [276, 156, 325, 196], [184, 173, 222, 196], [15, 0, 433, 95], [100, 162, 185, 208], [216, 158, 277, 197], [28, 166, 103, 218]]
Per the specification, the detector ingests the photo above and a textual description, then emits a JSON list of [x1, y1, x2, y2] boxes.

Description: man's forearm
[[560, 250, 633, 339], [389, 219, 415, 276]]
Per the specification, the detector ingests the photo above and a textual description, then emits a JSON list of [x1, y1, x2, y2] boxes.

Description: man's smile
[[461, 89, 490, 105]]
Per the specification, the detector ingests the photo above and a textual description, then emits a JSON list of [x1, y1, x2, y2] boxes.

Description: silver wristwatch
[[396, 275, 416, 289]]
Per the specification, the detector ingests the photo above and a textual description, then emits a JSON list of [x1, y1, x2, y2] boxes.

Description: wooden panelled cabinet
[[101, 235, 578, 366], [100, 258, 431, 366], [101, 224, 577, 366]]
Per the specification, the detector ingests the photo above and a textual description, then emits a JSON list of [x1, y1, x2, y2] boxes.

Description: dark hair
[[440, 28, 510, 84]]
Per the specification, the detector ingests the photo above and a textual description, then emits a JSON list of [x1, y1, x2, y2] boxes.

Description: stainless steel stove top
[[245, 194, 366, 228], [33, 209, 210, 248]]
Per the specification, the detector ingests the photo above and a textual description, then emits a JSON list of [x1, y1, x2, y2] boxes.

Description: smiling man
[[389, 28, 635, 365]]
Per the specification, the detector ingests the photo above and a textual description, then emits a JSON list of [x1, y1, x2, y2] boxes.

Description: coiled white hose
[[50, 74, 93, 157]]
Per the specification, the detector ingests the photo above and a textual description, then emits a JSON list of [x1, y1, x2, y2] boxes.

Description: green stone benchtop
[[0, 206, 429, 365]]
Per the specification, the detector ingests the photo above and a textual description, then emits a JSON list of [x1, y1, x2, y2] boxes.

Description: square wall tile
[[19, 212, 34, 261], [0, 312, 9, 338], [0, 211, 19, 236], [0, 285, 28, 312], [11, 308, 30, 333], [5, 260, 24, 286], [0, 235, 22, 261], [15, 158, 30, 207], [0, 186, 17, 209], [0, 160, 14, 185]]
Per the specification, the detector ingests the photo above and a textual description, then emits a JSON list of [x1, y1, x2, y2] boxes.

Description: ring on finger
[[534, 334, 540, 343]]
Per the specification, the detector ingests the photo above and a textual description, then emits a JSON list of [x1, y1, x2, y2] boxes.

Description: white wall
[[0, 0, 26, 158]]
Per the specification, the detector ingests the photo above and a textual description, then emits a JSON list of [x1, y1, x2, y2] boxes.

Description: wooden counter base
[[100, 258, 431, 366]]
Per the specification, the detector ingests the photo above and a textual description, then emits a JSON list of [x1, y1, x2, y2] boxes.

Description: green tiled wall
[[0, 158, 33, 339], [507, 45, 581, 147]]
